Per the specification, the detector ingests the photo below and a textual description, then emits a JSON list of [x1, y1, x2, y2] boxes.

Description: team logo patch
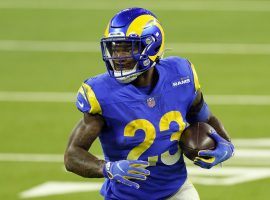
[[171, 76, 191, 87], [147, 97, 156, 108]]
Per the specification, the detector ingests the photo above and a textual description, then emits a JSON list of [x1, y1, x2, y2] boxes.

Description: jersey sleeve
[[75, 82, 102, 115], [188, 61, 201, 92]]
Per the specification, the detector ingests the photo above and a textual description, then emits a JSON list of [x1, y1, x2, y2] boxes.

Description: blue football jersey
[[76, 56, 201, 200]]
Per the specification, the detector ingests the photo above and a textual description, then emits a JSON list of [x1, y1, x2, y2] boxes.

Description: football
[[179, 122, 216, 161]]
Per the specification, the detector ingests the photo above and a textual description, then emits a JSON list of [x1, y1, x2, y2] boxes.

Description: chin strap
[[115, 61, 156, 84], [116, 72, 142, 83]]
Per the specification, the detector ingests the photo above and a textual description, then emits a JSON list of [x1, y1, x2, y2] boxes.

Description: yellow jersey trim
[[82, 83, 102, 115], [78, 86, 87, 101], [190, 63, 201, 91]]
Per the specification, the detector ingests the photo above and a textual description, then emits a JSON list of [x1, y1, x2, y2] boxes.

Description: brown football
[[179, 122, 216, 161]]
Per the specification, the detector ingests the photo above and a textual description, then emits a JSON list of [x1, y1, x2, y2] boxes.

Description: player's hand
[[194, 130, 234, 169], [103, 160, 150, 189]]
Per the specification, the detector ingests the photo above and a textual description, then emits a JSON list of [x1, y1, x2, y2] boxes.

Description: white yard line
[[2, 154, 270, 166], [0, 153, 102, 162], [234, 149, 270, 158], [0, 40, 98, 52], [0, 153, 105, 162], [18, 167, 270, 198], [18, 166, 270, 198], [169, 43, 270, 55], [20, 181, 103, 198], [188, 167, 270, 185], [205, 95, 270, 105], [4, 137, 270, 197], [0, 153, 64, 163], [1, 40, 270, 55], [1, 146, 270, 163], [0, 91, 75, 103], [0, 1, 270, 12], [1, 91, 270, 105], [233, 138, 270, 147]]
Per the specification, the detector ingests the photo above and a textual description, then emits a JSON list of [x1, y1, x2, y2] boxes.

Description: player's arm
[[65, 82, 150, 188], [186, 90, 234, 169], [64, 113, 150, 188], [64, 113, 105, 178], [187, 90, 230, 141]]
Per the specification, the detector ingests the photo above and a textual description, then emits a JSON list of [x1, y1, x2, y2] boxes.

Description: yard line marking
[[188, 167, 270, 185], [0, 40, 98, 52], [0, 153, 65, 163], [222, 160, 270, 167], [205, 95, 270, 105], [1, 91, 270, 105], [0, 91, 75, 103], [1, 147, 270, 163], [20, 181, 103, 198], [1, 40, 270, 55], [1, 1, 270, 12], [233, 138, 270, 147], [233, 149, 270, 158], [169, 43, 270, 55], [0, 153, 103, 162], [19, 167, 270, 198]]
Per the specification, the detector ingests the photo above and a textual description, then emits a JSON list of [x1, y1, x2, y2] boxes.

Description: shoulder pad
[[161, 56, 201, 91], [75, 82, 102, 114]]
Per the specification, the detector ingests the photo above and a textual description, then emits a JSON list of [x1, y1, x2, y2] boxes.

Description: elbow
[[64, 148, 74, 172]]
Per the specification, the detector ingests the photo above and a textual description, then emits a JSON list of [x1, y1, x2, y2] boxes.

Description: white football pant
[[167, 178, 200, 200]]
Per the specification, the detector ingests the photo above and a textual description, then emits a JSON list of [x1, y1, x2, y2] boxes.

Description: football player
[[64, 8, 234, 200]]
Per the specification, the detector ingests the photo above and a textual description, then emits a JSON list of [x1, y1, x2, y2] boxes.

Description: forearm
[[65, 146, 105, 178], [207, 114, 231, 142], [64, 115, 106, 178]]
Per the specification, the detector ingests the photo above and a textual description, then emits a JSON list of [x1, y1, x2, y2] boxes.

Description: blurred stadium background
[[1, 0, 270, 199]]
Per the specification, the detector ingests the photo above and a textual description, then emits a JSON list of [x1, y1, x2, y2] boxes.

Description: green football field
[[1, 0, 270, 199]]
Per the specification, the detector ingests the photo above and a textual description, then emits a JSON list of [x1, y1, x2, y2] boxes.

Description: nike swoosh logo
[[220, 151, 228, 161], [78, 101, 84, 107], [117, 163, 125, 173]]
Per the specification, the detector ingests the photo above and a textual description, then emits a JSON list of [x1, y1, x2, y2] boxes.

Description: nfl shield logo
[[147, 97, 156, 108]]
